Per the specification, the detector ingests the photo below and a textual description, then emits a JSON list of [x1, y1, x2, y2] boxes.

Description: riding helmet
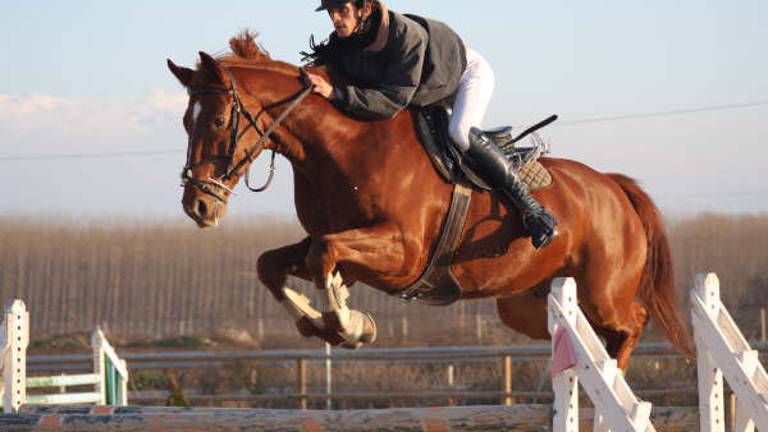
[[315, 0, 355, 11]]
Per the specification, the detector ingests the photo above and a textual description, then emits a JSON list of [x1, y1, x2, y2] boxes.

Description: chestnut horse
[[168, 33, 691, 368]]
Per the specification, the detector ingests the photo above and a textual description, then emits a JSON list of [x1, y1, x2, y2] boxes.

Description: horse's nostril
[[196, 199, 208, 218]]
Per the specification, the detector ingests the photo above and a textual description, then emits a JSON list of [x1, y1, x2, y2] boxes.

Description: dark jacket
[[317, 5, 467, 120]]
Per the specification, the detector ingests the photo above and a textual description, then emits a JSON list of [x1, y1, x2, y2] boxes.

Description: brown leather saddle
[[399, 107, 556, 306], [411, 106, 554, 192]]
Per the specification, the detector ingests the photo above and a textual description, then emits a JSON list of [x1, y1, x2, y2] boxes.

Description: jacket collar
[[364, 2, 390, 52]]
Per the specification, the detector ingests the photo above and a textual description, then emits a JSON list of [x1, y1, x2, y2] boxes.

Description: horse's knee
[[305, 236, 337, 281], [257, 252, 276, 282], [257, 247, 288, 274], [257, 252, 288, 299]]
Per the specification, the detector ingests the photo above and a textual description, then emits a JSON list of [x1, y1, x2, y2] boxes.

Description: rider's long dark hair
[[302, 0, 383, 67]]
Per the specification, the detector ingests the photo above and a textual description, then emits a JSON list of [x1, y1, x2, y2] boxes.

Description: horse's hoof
[[320, 310, 376, 348], [321, 311, 344, 334], [295, 317, 346, 346], [339, 341, 363, 350], [295, 317, 317, 338]]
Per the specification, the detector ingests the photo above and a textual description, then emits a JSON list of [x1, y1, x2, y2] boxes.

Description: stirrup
[[533, 228, 558, 249], [523, 210, 559, 249]]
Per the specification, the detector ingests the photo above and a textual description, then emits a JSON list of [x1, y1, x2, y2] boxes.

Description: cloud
[[143, 90, 188, 112], [0, 91, 186, 117], [0, 90, 188, 153], [0, 94, 76, 115]]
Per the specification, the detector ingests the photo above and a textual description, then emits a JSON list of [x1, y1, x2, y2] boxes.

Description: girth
[[398, 183, 473, 306]]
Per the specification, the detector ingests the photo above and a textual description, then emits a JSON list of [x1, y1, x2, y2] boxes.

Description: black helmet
[[316, 0, 370, 12], [315, 0, 352, 12]]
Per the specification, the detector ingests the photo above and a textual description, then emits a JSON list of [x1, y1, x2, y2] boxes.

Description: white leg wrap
[[281, 299, 305, 321], [281, 287, 324, 328], [323, 272, 375, 344], [325, 271, 352, 329], [341, 310, 366, 341]]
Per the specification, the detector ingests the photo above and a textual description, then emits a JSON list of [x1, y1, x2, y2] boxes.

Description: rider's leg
[[448, 49, 495, 152], [467, 129, 558, 248], [449, 49, 558, 249]]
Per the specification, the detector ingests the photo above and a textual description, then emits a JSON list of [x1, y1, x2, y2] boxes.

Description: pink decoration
[[550, 327, 577, 377]]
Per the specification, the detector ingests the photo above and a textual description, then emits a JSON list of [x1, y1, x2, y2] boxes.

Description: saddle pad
[[519, 161, 553, 190]]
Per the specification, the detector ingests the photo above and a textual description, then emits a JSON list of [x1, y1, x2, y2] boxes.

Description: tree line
[[0, 213, 766, 345]]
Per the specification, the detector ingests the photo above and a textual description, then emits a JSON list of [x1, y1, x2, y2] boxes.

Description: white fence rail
[[0, 301, 128, 413], [548, 274, 768, 432], [0, 300, 29, 413], [692, 272, 768, 432], [548, 277, 655, 432]]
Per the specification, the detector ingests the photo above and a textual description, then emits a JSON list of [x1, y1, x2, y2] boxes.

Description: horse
[[167, 32, 691, 369]]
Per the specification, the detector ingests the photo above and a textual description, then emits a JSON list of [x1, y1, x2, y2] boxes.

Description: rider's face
[[328, 3, 360, 39]]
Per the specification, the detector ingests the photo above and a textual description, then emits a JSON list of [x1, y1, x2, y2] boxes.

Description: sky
[[1, 1, 767, 221]]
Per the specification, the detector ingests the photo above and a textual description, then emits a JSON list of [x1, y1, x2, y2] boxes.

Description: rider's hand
[[307, 73, 333, 99]]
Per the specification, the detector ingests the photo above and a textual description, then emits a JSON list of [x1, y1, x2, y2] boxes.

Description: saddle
[[411, 106, 553, 191], [400, 107, 556, 306]]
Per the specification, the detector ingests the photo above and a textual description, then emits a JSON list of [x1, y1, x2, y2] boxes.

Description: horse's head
[[167, 52, 269, 228]]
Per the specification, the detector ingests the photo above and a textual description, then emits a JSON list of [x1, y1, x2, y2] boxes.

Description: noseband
[[181, 68, 314, 203]]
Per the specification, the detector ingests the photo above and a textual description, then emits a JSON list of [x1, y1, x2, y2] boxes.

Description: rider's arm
[[329, 24, 427, 120]]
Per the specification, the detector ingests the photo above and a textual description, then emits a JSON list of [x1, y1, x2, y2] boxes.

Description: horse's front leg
[[305, 222, 410, 349], [257, 238, 349, 346]]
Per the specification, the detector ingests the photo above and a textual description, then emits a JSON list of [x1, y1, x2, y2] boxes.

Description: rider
[[305, 0, 557, 248]]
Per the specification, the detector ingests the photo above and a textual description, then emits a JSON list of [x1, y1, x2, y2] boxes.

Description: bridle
[[181, 67, 314, 203]]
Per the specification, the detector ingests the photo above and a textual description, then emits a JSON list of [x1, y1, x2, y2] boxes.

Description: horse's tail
[[609, 174, 694, 357]]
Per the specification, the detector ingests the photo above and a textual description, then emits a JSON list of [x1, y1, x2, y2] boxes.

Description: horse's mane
[[215, 30, 297, 74]]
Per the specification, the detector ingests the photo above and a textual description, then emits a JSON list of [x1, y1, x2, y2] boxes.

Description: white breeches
[[448, 48, 496, 152]]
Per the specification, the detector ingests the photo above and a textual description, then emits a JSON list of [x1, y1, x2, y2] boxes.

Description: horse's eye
[[214, 117, 226, 128]]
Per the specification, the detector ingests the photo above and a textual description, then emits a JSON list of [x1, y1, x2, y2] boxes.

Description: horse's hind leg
[[495, 283, 551, 341], [497, 278, 649, 371], [595, 299, 649, 371], [579, 278, 650, 371]]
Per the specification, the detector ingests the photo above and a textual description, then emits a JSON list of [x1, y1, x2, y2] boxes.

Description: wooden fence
[[21, 341, 768, 409], [21, 343, 713, 405], [1, 404, 700, 432], [0, 301, 128, 413], [0, 273, 767, 431]]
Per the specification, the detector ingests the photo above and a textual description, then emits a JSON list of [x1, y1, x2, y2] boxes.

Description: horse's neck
[[240, 69, 364, 176], [236, 66, 425, 228]]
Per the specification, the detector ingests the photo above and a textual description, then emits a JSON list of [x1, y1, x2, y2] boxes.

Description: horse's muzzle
[[182, 189, 227, 228]]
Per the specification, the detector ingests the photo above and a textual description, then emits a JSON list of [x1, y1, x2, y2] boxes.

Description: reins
[[182, 67, 314, 202]]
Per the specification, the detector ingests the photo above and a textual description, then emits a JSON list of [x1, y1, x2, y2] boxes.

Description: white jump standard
[[692, 272, 768, 432]]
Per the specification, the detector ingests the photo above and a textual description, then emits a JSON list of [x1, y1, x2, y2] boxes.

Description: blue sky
[[1, 1, 767, 220]]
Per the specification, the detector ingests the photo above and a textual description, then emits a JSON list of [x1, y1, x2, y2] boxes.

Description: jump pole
[[0, 404, 698, 432]]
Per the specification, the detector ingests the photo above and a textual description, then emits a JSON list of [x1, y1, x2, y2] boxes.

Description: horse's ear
[[167, 59, 195, 87], [198, 51, 226, 85]]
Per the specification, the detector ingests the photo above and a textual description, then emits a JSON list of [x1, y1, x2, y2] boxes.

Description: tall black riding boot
[[466, 127, 558, 249]]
